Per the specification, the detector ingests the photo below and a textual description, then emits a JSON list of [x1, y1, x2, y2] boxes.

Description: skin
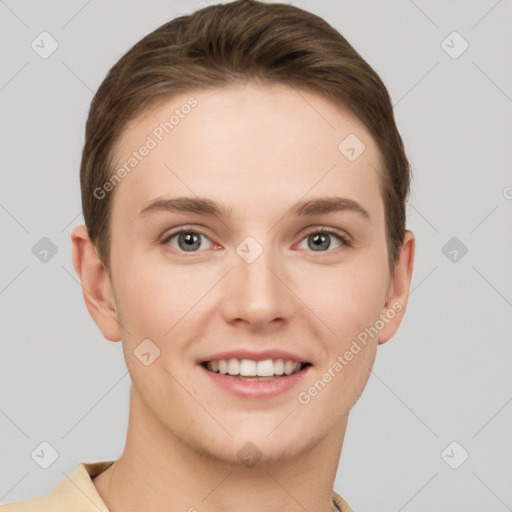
[[72, 82, 414, 512]]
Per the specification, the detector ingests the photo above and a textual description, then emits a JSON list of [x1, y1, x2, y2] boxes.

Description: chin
[[189, 424, 318, 468]]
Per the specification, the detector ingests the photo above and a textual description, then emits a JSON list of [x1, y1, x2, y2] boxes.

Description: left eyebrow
[[139, 195, 370, 221], [290, 196, 370, 220]]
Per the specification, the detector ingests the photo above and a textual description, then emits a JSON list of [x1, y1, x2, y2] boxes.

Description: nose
[[220, 237, 295, 330]]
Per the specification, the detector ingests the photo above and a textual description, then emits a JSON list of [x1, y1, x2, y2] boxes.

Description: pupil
[[180, 232, 200, 251], [309, 233, 330, 251]]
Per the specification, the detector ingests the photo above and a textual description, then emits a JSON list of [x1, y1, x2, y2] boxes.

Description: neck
[[93, 385, 347, 512]]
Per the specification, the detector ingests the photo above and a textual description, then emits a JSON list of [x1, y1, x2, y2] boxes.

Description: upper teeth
[[206, 358, 302, 376]]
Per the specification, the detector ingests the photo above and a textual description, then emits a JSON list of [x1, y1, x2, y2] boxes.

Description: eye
[[163, 229, 214, 253], [161, 226, 350, 254], [297, 227, 349, 252]]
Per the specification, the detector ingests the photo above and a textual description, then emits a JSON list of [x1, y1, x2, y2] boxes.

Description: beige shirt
[[0, 460, 354, 512]]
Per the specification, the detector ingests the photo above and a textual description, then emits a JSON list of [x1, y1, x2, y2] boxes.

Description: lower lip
[[200, 364, 312, 399]]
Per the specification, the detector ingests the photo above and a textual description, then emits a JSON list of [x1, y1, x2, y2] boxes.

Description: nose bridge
[[226, 234, 292, 326]]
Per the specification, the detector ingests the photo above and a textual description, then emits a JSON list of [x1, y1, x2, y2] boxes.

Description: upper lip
[[199, 349, 311, 364]]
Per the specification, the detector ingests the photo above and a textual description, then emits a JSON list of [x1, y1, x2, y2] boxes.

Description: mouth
[[200, 358, 312, 381]]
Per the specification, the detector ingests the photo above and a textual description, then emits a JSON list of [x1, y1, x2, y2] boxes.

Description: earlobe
[[71, 225, 122, 342], [378, 230, 415, 345]]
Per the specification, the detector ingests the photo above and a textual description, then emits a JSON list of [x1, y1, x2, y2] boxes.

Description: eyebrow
[[139, 196, 370, 221]]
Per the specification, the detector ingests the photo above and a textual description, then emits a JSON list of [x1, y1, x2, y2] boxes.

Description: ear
[[71, 225, 121, 342], [378, 230, 415, 345]]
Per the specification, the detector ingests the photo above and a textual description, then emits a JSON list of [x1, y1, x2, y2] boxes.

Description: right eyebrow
[[139, 196, 233, 220]]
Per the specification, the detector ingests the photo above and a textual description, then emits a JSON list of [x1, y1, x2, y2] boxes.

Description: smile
[[197, 348, 313, 398], [201, 358, 311, 381]]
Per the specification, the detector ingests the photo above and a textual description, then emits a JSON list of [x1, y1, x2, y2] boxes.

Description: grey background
[[1, 0, 511, 511]]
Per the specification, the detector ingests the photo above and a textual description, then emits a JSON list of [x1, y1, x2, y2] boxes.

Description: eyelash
[[160, 225, 352, 254]]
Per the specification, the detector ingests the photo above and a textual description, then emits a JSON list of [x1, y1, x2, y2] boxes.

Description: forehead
[[110, 82, 384, 225]]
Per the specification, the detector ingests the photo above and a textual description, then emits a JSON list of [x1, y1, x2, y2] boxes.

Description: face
[[97, 83, 404, 465]]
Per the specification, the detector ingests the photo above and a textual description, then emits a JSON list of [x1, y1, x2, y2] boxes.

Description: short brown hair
[[80, 0, 410, 274]]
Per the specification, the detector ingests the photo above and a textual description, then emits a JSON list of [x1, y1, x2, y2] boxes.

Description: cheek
[[120, 273, 187, 330], [293, 267, 384, 419], [297, 258, 389, 340], [112, 252, 219, 352], [114, 245, 390, 342], [293, 255, 387, 402]]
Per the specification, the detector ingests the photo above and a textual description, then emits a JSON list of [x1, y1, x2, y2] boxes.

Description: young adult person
[[1, 1, 414, 511]]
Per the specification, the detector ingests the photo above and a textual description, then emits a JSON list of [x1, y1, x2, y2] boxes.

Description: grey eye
[[298, 232, 343, 252], [167, 231, 212, 252]]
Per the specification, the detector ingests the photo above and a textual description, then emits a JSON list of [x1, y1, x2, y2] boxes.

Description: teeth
[[204, 358, 304, 377], [227, 358, 239, 375], [273, 359, 284, 375], [256, 359, 274, 377], [284, 360, 295, 375]]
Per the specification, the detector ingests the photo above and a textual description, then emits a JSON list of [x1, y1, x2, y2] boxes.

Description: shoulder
[[332, 489, 356, 512], [0, 496, 47, 512], [0, 496, 50, 512], [0, 461, 114, 512]]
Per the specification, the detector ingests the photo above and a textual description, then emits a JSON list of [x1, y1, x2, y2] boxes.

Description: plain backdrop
[[1, 1, 511, 511]]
